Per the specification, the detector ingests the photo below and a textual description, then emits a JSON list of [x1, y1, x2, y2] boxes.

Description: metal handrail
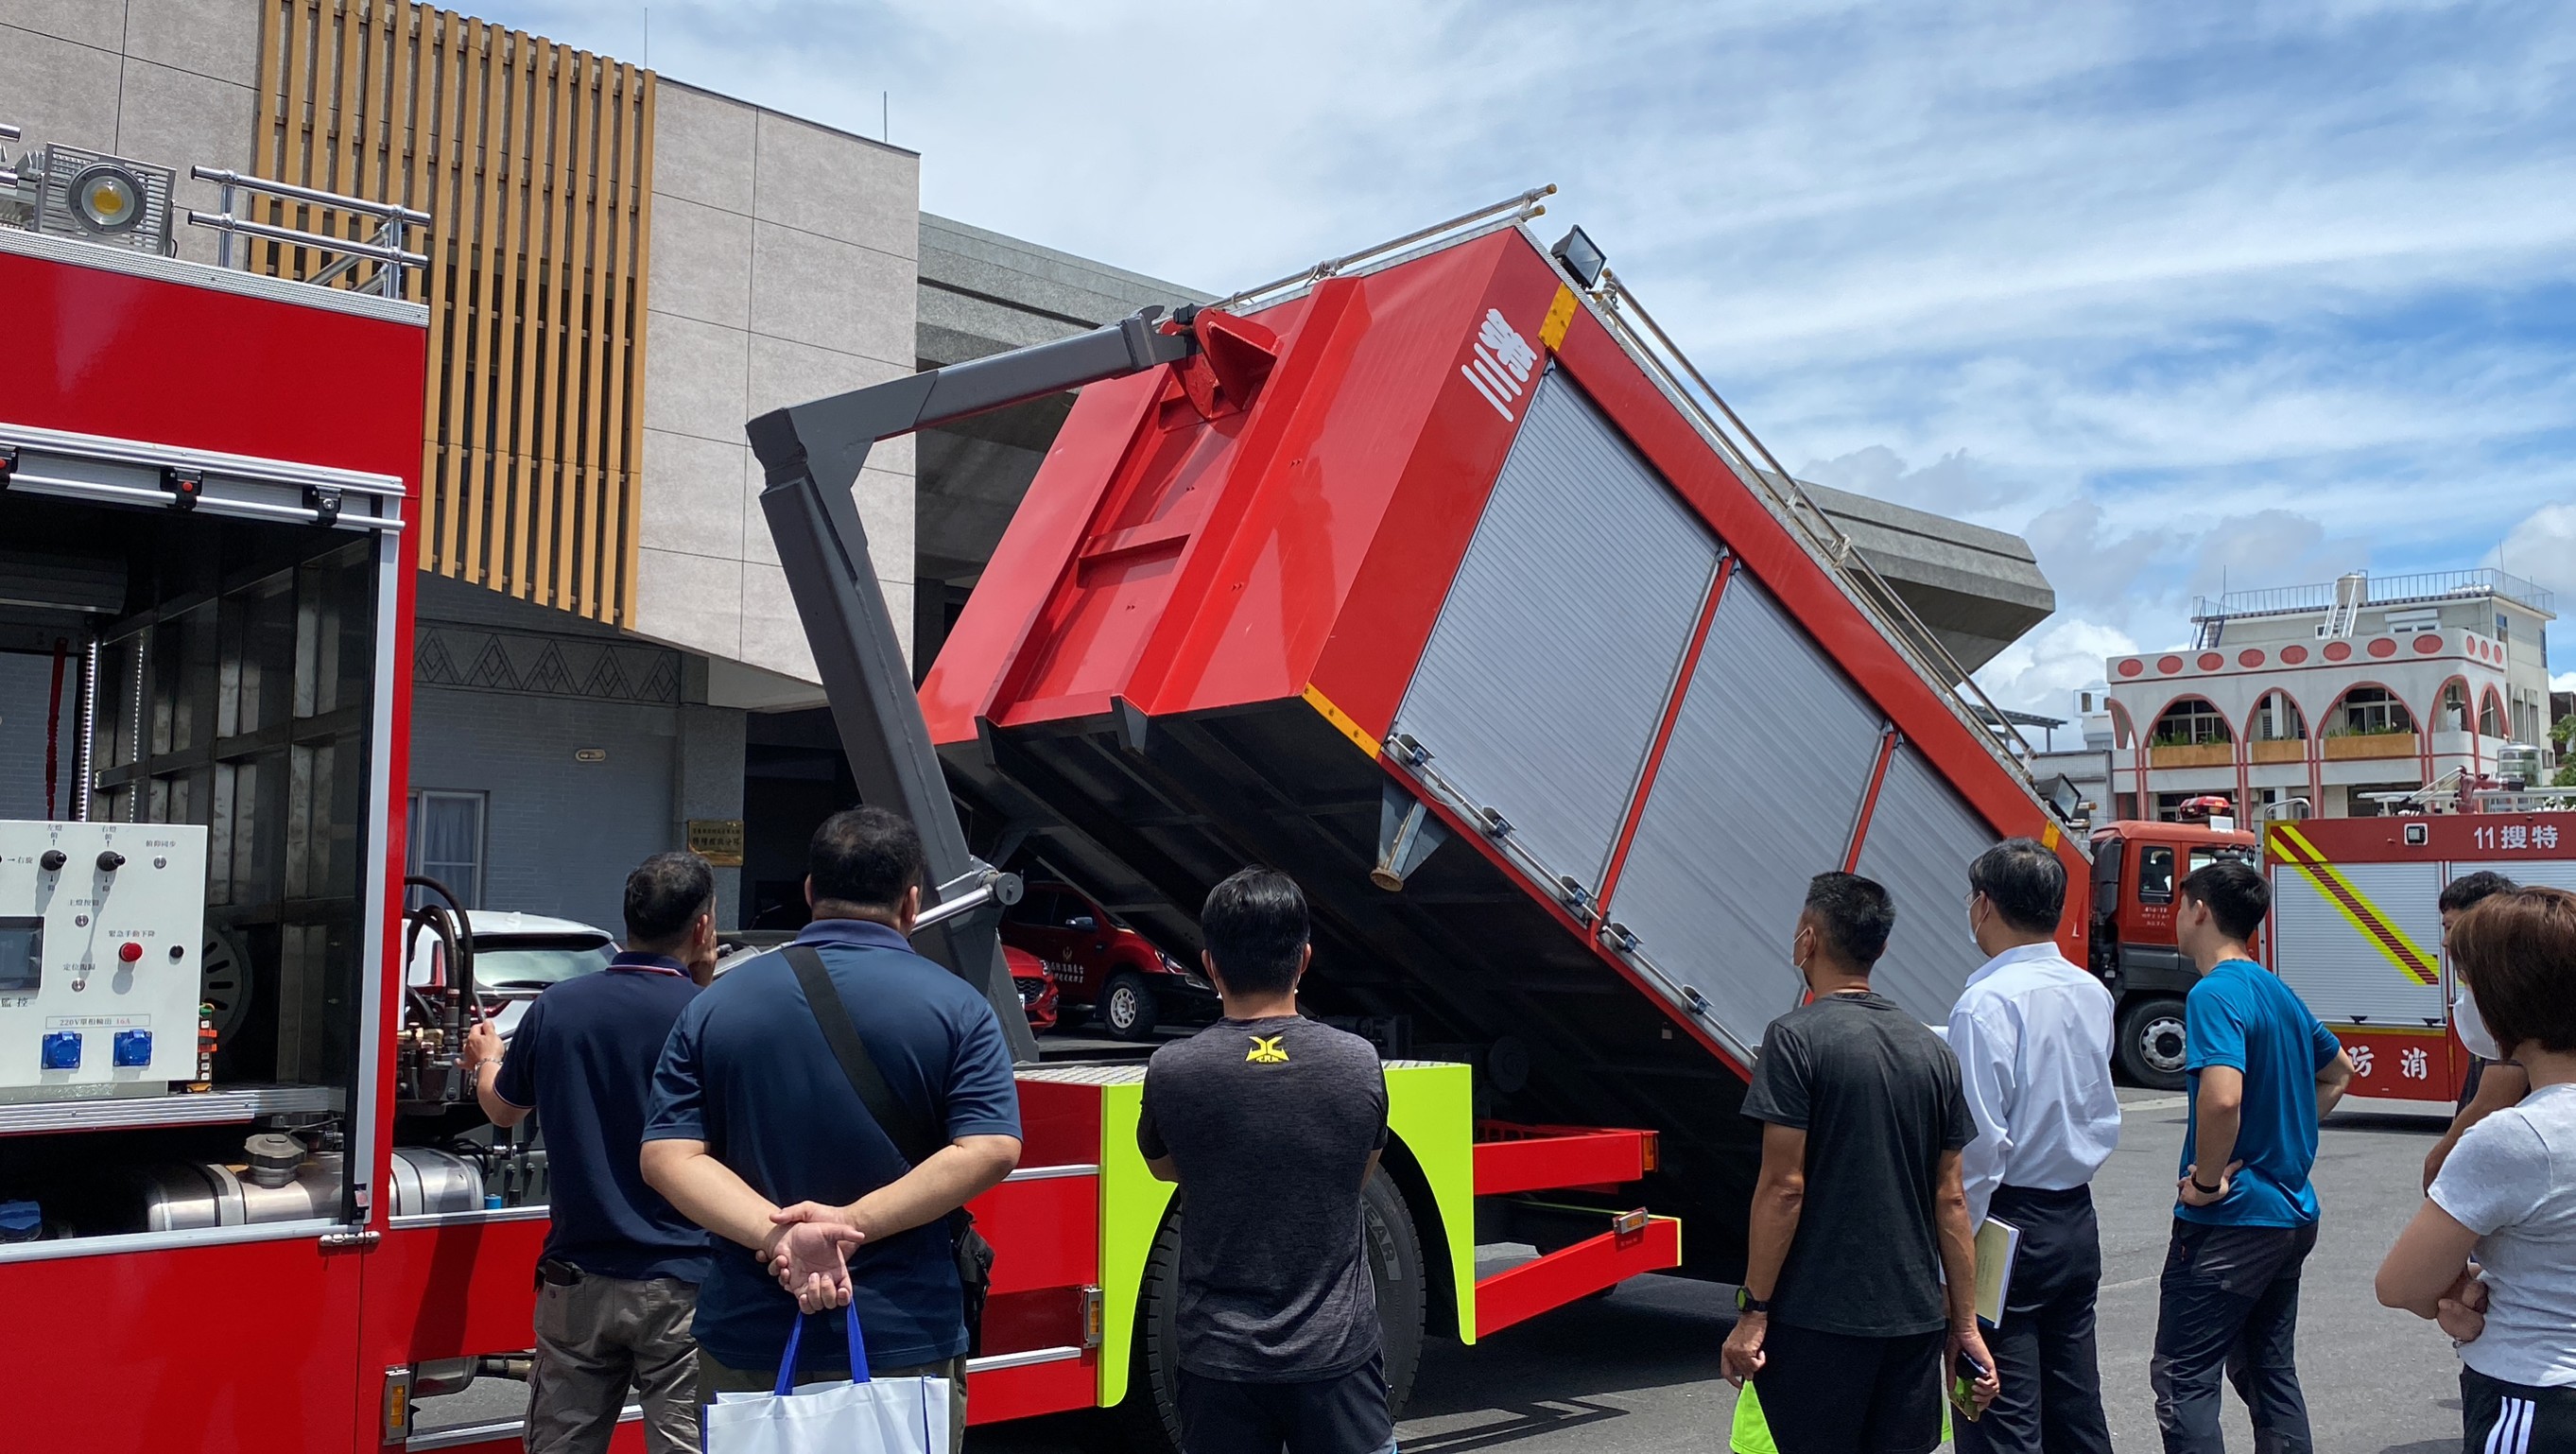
[[1578, 265, 2046, 786], [189, 166, 429, 226], [1205, 185, 1556, 317], [186, 165, 427, 296]]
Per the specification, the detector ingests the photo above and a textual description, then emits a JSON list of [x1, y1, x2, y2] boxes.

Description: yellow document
[[1976, 1217, 2023, 1326]]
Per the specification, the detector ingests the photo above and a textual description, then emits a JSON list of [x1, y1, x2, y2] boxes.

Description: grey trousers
[[527, 1273, 700, 1454], [700, 1351, 969, 1454]]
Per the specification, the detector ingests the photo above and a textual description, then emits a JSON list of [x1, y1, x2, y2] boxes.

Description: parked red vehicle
[[1000, 880, 1214, 1039], [1007, 944, 1060, 1032]]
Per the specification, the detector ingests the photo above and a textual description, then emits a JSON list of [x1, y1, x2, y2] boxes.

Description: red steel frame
[[1468, 1122, 1679, 1337]]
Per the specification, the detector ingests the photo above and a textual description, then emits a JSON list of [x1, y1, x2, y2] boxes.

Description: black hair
[[1803, 872, 1895, 968], [808, 806, 925, 914], [1201, 867, 1309, 996], [2451, 887, 2576, 1056], [1968, 838, 2067, 936], [2180, 858, 2269, 942], [2440, 870, 2517, 916], [625, 851, 715, 949]]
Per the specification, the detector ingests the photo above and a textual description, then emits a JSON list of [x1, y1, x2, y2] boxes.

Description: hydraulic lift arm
[[746, 307, 1204, 1065]]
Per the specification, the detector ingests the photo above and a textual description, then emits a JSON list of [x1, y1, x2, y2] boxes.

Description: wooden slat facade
[[247, 0, 656, 628]]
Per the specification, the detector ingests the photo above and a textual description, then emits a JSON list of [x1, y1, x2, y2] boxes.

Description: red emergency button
[[117, 942, 144, 963]]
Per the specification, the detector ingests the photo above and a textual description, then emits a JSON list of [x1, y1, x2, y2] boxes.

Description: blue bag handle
[[771, 1303, 872, 1396]]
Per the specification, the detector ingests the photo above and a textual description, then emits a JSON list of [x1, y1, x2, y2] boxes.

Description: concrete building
[[1, 0, 2061, 932], [2101, 569, 2559, 822]]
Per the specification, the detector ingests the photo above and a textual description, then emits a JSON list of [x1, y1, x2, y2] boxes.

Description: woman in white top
[[2377, 886, 2576, 1454]]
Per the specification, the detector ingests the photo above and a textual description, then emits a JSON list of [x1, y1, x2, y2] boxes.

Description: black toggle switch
[[97, 851, 126, 873], [40, 850, 66, 873]]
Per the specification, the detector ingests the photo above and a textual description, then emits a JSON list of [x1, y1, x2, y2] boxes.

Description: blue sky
[[476, 0, 2576, 717]]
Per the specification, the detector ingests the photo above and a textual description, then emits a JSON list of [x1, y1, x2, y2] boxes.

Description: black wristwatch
[[1736, 1288, 1772, 1314], [2190, 1175, 2223, 1196]]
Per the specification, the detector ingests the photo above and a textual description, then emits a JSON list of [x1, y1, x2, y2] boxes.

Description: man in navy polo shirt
[[465, 851, 718, 1454], [641, 806, 1020, 1451]]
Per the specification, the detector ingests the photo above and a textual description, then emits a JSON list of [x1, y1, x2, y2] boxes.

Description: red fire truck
[[2263, 805, 2576, 1108], [4, 160, 2086, 1452]]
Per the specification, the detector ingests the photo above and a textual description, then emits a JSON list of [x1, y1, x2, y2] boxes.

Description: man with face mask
[[1722, 872, 1999, 1453], [1945, 839, 2121, 1454], [2425, 871, 2525, 1188]]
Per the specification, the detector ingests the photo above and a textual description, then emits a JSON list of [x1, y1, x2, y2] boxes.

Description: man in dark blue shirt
[[2151, 859, 2355, 1454], [641, 806, 1020, 1451], [465, 851, 717, 1454]]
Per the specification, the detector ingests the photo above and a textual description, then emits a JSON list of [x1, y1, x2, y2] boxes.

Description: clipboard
[[1976, 1217, 2022, 1326]]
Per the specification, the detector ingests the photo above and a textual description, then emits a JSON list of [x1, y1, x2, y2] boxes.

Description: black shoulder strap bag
[[784, 943, 996, 1356]]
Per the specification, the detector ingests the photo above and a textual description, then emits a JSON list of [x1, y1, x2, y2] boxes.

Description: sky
[[473, 0, 2576, 718]]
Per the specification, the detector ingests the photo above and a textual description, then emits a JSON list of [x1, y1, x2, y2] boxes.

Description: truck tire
[[2118, 995, 2189, 1091], [1120, 1169, 1427, 1452], [1102, 972, 1160, 1042]]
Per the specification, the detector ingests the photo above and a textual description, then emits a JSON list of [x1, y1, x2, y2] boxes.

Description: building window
[[2138, 844, 2177, 903], [2439, 682, 2469, 733], [2151, 697, 2234, 747], [2497, 613, 2510, 643], [2481, 690, 2508, 739], [2332, 686, 2413, 736], [406, 789, 486, 909], [2251, 691, 2307, 741]]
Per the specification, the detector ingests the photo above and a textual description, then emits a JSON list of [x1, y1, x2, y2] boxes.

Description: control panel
[[0, 821, 208, 1099]]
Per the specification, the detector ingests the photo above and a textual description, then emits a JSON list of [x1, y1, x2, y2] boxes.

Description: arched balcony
[[2323, 684, 2417, 761], [2148, 696, 2236, 769], [2247, 690, 2308, 764]]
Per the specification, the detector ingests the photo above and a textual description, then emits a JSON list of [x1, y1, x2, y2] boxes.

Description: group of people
[[468, 802, 2576, 1454], [461, 808, 1395, 1454], [1726, 845, 2576, 1454]]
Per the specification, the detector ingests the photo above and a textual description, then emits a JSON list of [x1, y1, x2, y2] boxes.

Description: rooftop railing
[[2193, 569, 2554, 623]]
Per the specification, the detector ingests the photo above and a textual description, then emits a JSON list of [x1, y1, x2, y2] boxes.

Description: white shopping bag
[[704, 1306, 951, 1454]]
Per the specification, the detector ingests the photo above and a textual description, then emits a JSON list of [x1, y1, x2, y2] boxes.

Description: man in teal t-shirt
[[2151, 860, 2355, 1454]]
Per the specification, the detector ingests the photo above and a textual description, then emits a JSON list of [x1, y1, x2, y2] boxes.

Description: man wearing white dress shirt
[[1947, 838, 2123, 1454]]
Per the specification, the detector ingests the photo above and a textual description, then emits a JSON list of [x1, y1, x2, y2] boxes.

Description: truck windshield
[[472, 939, 617, 989], [2189, 846, 2254, 873]]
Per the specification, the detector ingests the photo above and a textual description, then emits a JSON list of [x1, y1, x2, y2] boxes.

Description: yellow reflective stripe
[[2269, 824, 2438, 986], [1303, 684, 1381, 759], [1539, 285, 1580, 353]]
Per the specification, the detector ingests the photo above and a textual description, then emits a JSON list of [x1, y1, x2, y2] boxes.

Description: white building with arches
[[2101, 570, 2558, 821]]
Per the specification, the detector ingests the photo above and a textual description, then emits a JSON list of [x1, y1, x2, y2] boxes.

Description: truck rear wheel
[[2118, 995, 2189, 1091], [1119, 1168, 1427, 1451], [1102, 972, 1160, 1042]]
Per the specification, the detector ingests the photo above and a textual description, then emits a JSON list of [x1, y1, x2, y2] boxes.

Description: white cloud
[[2493, 503, 2576, 604], [461, 0, 2576, 684], [1977, 617, 2139, 722], [2555, 672, 2576, 693]]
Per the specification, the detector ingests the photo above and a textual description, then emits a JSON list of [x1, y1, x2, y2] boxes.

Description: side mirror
[[1069, 914, 1098, 933]]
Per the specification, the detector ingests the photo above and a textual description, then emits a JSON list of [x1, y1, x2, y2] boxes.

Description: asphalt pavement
[[974, 1086, 2470, 1454]]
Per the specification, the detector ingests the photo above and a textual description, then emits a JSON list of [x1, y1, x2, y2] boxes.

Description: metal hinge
[[320, 1227, 383, 1250]]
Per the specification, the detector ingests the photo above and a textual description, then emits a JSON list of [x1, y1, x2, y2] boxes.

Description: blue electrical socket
[[40, 1031, 81, 1070], [112, 1030, 154, 1067]]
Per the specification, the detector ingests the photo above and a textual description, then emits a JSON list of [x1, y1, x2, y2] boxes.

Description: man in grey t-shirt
[[1138, 868, 1393, 1454]]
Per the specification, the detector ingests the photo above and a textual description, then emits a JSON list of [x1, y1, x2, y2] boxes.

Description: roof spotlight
[[71, 163, 144, 233], [24, 143, 175, 255], [1550, 225, 1607, 288]]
